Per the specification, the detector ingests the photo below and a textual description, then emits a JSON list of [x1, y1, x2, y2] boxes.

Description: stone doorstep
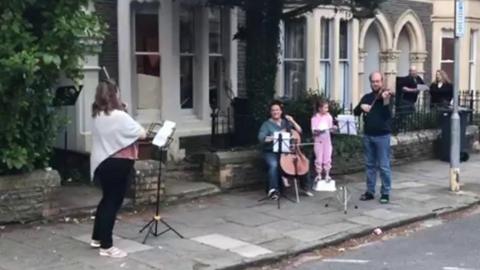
[[164, 178, 221, 204]]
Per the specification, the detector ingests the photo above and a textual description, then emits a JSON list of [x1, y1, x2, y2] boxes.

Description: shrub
[[281, 90, 363, 159], [0, 1, 106, 175], [282, 89, 345, 136]]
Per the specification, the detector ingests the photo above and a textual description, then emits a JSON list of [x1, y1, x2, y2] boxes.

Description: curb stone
[[218, 201, 480, 270]]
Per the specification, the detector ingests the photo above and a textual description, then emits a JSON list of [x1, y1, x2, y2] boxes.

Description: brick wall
[[380, 0, 433, 83], [95, 0, 119, 81]]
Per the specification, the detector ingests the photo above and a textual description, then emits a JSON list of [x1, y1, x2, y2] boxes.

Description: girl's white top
[[90, 109, 143, 179]]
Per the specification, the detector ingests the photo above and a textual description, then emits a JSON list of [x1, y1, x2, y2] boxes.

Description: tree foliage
[[0, 0, 106, 175]]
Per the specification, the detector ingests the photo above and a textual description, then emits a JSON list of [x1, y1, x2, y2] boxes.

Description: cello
[[279, 120, 310, 194]]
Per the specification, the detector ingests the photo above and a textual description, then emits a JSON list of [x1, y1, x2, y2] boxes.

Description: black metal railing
[[459, 90, 480, 126], [211, 90, 480, 149], [210, 107, 233, 148], [391, 91, 440, 134]]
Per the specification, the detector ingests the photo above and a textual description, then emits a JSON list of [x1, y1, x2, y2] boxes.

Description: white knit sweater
[[90, 110, 143, 179]]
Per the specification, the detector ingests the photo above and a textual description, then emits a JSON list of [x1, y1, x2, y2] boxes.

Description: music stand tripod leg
[[139, 218, 154, 233], [142, 222, 154, 244], [160, 219, 184, 238], [294, 179, 300, 203], [139, 135, 183, 243]]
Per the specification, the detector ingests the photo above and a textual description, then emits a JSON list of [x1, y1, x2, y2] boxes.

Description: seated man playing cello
[[257, 100, 314, 200]]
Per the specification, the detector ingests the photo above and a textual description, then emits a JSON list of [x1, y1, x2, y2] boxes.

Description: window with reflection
[[209, 8, 224, 109], [320, 18, 332, 97], [284, 18, 306, 99], [441, 31, 454, 82], [134, 9, 160, 110], [180, 7, 195, 109], [469, 30, 478, 90], [339, 20, 350, 108]]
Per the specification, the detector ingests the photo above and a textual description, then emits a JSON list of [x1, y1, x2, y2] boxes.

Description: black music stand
[[258, 133, 297, 209], [139, 126, 184, 243], [52, 85, 83, 180]]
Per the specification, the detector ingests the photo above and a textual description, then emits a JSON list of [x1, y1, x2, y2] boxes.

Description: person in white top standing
[[90, 80, 146, 258]]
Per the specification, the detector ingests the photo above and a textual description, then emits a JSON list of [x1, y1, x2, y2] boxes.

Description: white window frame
[[132, 4, 160, 116], [470, 30, 478, 91], [319, 17, 332, 98], [283, 17, 307, 99], [179, 6, 196, 114], [208, 7, 226, 109], [440, 30, 454, 80], [339, 19, 351, 108]]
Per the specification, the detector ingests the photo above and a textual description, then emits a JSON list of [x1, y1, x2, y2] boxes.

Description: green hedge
[[283, 90, 345, 137], [0, 1, 106, 175]]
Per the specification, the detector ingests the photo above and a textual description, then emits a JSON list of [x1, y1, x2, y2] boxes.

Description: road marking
[[443, 267, 476, 270], [322, 259, 369, 264]]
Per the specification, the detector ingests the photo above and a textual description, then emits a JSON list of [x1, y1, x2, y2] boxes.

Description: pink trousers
[[314, 134, 332, 173]]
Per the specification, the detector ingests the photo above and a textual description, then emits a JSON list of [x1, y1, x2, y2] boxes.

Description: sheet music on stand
[[273, 131, 291, 153], [417, 84, 429, 92], [337, 115, 357, 135], [152, 121, 176, 148]]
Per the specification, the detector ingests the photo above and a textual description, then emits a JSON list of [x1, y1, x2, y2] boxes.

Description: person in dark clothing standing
[[354, 72, 393, 204], [429, 69, 453, 108], [400, 66, 425, 106], [395, 66, 425, 128]]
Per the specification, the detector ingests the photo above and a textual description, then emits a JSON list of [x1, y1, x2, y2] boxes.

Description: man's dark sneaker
[[359, 192, 374, 201], [379, 194, 390, 204]]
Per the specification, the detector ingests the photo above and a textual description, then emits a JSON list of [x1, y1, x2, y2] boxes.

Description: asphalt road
[[295, 213, 480, 270]]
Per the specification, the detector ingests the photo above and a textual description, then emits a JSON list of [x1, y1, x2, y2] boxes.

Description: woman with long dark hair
[[430, 69, 453, 108], [90, 80, 146, 258], [257, 100, 313, 199]]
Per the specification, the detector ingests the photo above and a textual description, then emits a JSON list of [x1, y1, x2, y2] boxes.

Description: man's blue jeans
[[363, 134, 392, 195]]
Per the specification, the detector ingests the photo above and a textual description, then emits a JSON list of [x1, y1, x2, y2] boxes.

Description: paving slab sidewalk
[[1, 155, 480, 270]]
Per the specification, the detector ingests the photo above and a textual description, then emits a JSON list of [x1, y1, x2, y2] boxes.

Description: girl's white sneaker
[[99, 246, 128, 258]]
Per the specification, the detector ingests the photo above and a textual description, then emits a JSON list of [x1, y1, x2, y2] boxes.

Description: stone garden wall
[[203, 127, 479, 190], [0, 170, 61, 224]]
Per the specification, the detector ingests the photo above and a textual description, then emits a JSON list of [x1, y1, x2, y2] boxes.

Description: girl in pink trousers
[[311, 100, 335, 181]]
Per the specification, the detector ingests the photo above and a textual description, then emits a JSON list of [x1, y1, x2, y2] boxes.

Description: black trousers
[[92, 158, 134, 249]]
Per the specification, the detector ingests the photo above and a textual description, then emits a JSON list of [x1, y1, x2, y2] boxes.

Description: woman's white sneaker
[[99, 246, 128, 258], [90, 240, 101, 248]]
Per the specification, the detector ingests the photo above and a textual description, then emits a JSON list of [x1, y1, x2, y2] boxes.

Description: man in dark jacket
[[400, 66, 424, 106], [395, 66, 425, 129], [354, 71, 393, 204]]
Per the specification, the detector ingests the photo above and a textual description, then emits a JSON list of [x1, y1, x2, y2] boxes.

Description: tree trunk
[[245, 0, 283, 125]]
